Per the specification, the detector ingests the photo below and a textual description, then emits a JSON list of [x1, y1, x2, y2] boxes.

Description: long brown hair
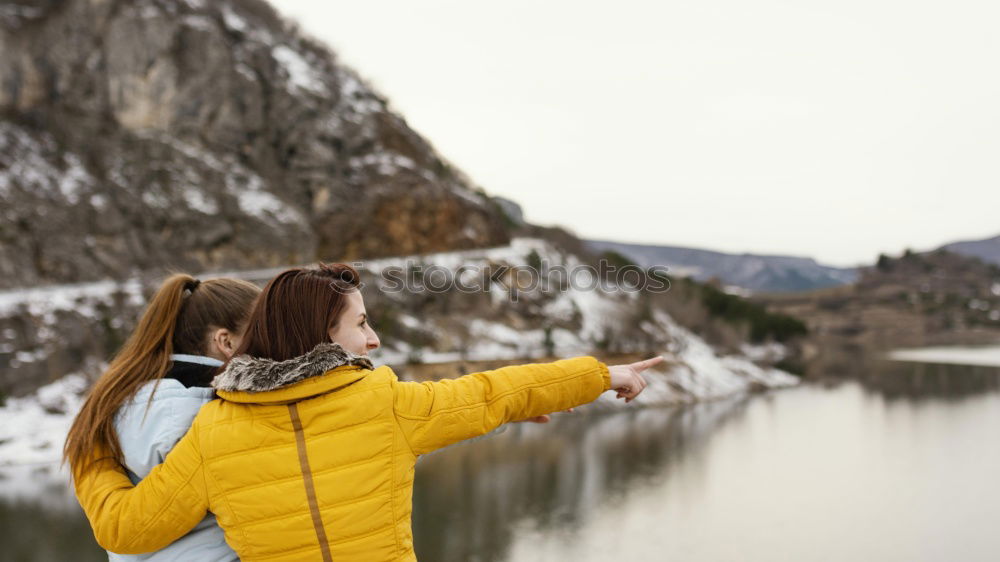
[[64, 275, 260, 477], [235, 263, 361, 362]]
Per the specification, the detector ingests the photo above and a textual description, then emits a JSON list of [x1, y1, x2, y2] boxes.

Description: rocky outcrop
[[755, 249, 1000, 376], [0, 0, 509, 288]]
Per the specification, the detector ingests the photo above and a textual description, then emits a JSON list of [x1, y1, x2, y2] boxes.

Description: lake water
[[3, 358, 1000, 562]]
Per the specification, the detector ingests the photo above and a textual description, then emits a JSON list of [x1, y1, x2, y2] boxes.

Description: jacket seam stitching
[[288, 403, 334, 562], [218, 371, 383, 406], [229, 446, 392, 495], [196, 417, 250, 557], [202, 427, 254, 559], [208, 462, 250, 557], [248, 517, 397, 560], [205, 412, 376, 465], [392, 407, 418, 457], [240, 489, 393, 528], [390, 417, 403, 555], [202, 382, 387, 429]]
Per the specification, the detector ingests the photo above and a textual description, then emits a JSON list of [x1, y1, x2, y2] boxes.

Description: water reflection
[[412, 399, 753, 561], [0, 465, 105, 562], [861, 359, 1000, 400], [0, 499, 105, 562]]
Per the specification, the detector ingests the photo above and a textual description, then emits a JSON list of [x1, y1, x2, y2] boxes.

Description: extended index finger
[[630, 356, 665, 372]]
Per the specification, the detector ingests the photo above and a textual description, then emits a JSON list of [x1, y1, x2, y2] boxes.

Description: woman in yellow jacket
[[73, 263, 662, 561]]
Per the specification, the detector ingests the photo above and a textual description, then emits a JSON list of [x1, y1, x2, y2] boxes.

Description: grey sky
[[270, 0, 1000, 267]]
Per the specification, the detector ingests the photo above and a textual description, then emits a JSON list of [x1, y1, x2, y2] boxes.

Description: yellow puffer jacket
[[74, 343, 611, 561]]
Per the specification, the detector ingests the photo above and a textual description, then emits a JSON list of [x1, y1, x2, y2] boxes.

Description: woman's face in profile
[[328, 290, 380, 356]]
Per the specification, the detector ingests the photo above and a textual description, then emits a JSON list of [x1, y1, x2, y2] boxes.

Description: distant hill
[[585, 240, 857, 293], [940, 233, 1000, 266], [754, 248, 1000, 376]]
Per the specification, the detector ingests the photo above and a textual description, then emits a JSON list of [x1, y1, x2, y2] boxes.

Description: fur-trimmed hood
[[212, 342, 374, 393]]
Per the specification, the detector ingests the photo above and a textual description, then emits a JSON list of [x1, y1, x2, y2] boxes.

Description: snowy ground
[[0, 375, 88, 511], [886, 345, 1000, 368]]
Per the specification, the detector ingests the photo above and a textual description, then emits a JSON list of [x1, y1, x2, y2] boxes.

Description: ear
[[210, 328, 236, 359]]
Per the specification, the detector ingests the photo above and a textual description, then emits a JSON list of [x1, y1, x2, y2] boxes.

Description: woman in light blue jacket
[[66, 274, 260, 561]]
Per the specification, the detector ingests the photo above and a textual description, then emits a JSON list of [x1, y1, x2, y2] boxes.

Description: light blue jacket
[[109, 355, 238, 562]]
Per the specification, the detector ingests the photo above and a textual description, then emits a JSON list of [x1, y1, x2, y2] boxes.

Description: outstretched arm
[[392, 355, 615, 455], [72, 423, 210, 554], [515, 356, 662, 421]]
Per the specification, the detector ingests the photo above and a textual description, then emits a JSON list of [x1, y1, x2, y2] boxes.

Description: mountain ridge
[[586, 238, 858, 293], [939, 233, 1000, 266]]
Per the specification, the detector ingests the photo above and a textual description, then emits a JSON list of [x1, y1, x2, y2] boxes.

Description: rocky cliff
[[0, 0, 510, 289]]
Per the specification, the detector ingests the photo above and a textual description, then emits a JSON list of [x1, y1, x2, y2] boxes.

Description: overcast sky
[[270, 0, 999, 267]]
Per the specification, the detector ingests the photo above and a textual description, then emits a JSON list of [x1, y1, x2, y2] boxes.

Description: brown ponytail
[[63, 274, 259, 477]]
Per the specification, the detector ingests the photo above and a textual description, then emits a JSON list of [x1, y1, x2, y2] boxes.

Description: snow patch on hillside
[[272, 45, 326, 94], [0, 374, 88, 468]]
